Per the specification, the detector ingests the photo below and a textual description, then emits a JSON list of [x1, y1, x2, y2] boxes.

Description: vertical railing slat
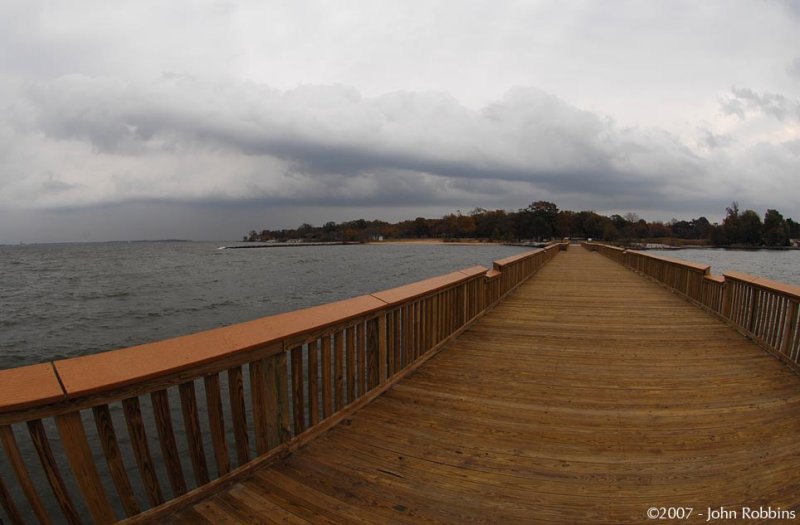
[[393, 308, 402, 376], [346, 327, 356, 404], [781, 301, 799, 357], [322, 336, 333, 419], [178, 382, 210, 487], [27, 419, 81, 525], [334, 331, 345, 411], [0, 471, 25, 525], [266, 352, 290, 448], [291, 346, 306, 435], [122, 397, 164, 507], [227, 366, 250, 466], [0, 425, 53, 525], [308, 340, 320, 427], [203, 374, 231, 477], [378, 315, 388, 385], [357, 323, 367, 397], [250, 359, 269, 456], [149, 390, 187, 498], [386, 310, 395, 377], [55, 411, 117, 525], [367, 319, 379, 390], [91, 405, 140, 517]]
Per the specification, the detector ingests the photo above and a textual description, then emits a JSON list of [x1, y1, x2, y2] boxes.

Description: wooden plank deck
[[167, 248, 800, 524]]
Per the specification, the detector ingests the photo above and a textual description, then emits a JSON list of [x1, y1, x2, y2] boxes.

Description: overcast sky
[[1, 1, 799, 242]]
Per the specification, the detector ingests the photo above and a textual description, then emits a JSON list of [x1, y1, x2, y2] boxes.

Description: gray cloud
[[720, 87, 800, 122], [1, 1, 799, 242], [3, 76, 717, 214], [697, 128, 735, 150], [788, 57, 800, 80]]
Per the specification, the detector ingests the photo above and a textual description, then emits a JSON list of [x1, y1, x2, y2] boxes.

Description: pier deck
[[168, 248, 800, 524]]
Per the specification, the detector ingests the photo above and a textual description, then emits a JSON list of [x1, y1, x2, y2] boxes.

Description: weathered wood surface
[[171, 248, 800, 523]]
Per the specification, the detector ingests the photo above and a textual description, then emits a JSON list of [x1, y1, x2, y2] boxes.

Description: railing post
[[55, 412, 117, 524], [722, 280, 732, 319]]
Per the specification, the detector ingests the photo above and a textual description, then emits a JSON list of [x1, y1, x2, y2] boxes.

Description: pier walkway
[[168, 248, 800, 524]]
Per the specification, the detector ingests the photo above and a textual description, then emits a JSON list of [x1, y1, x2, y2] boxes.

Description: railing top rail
[[593, 243, 626, 252], [0, 363, 66, 413], [493, 248, 544, 267], [372, 265, 486, 305], [625, 249, 711, 273], [724, 270, 800, 300]]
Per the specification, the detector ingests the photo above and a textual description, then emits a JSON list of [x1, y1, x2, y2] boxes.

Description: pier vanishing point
[[2, 243, 800, 524]]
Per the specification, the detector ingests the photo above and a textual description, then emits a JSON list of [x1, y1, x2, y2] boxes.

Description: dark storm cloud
[[12, 76, 713, 212]]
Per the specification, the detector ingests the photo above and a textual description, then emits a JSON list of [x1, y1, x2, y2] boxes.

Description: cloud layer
[[1, 1, 799, 241]]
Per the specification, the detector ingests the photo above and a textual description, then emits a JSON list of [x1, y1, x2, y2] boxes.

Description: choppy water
[[647, 248, 800, 286], [0, 241, 529, 369]]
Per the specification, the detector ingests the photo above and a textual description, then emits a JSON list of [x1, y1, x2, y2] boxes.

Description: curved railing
[[585, 242, 800, 373], [0, 244, 564, 524]]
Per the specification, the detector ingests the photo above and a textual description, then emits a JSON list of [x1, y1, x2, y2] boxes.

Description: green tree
[[763, 209, 790, 246], [738, 210, 763, 245]]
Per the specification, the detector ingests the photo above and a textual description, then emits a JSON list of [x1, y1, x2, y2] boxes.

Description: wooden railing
[[585, 242, 800, 373], [0, 244, 564, 525]]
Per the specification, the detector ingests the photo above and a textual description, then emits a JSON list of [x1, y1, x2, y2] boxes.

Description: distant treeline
[[244, 201, 799, 247]]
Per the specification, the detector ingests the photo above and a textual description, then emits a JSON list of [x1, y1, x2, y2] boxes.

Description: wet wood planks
[[167, 248, 800, 524]]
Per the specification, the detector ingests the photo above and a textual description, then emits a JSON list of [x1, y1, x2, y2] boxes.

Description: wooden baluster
[[122, 397, 164, 507], [721, 281, 733, 320], [393, 308, 402, 375], [357, 323, 367, 396], [366, 318, 379, 390], [27, 419, 81, 525], [178, 381, 210, 486], [227, 366, 250, 466], [91, 405, 140, 516], [0, 425, 53, 525], [334, 331, 345, 411], [414, 300, 422, 360], [321, 335, 333, 419], [204, 374, 230, 477], [386, 310, 395, 377], [308, 340, 320, 426], [250, 358, 269, 455], [435, 293, 441, 343], [0, 471, 24, 525], [265, 352, 290, 447], [291, 346, 306, 435], [378, 315, 388, 385], [404, 304, 412, 366], [55, 412, 116, 524], [780, 300, 799, 357], [748, 288, 760, 333], [426, 296, 433, 351], [346, 327, 356, 404], [149, 390, 187, 498], [763, 294, 777, 345]]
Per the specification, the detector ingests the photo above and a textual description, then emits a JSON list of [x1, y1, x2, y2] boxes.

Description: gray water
[[0, 241, 529, 370], [647, 248, 800, 286]]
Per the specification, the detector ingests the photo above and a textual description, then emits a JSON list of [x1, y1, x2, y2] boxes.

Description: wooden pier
[[2, 244, 800, 523]]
